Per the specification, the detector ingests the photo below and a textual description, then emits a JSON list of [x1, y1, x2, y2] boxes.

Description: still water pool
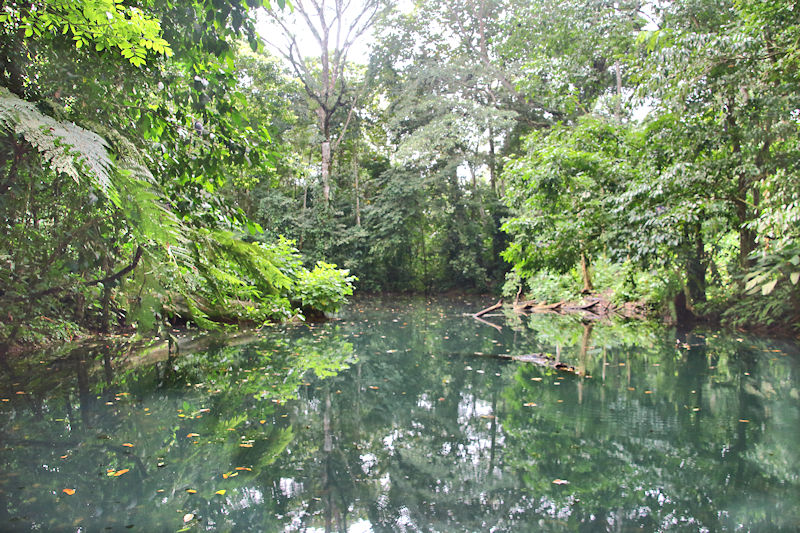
[[1, 296, 799, 532]]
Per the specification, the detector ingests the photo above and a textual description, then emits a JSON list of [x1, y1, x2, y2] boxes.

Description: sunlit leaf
[[761, 278, 778, 295]]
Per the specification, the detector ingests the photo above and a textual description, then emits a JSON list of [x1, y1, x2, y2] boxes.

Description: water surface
[[1, 296, 799, 531]]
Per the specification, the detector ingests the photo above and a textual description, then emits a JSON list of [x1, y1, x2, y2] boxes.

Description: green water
[[1, 296, 799, 532]]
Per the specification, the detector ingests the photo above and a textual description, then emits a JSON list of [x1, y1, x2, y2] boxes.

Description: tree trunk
[[685, 222, 707, 307], [580, 252, 593, 294], [353, 151, 361, 226], [614, 59, 623, 122], [321, 140, 331, 204]]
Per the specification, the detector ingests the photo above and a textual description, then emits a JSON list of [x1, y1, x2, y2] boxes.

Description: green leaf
[[762, 279, 778, 296]]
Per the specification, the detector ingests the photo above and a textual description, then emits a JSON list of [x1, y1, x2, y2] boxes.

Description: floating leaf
[[62, 488, 76, 495]]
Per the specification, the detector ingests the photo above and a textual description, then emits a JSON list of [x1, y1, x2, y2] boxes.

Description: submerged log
[[495, 352, 582, 375], [508, 353, 581, 374]]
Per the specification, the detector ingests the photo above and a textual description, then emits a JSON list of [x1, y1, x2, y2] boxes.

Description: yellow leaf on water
[[215, 489, 226, 495], [113, 468, 130, 477], [62, 488, 76, 495]]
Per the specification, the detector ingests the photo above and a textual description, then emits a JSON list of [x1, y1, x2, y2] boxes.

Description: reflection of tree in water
[[1, 298, 799, 531], [0, 331, 356, 531], [499, 323, 800, 531]]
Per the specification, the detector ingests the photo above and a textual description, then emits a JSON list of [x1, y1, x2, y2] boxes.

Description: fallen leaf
[[552, 479, 570, 485], [215, 489, 226, 495], [62, 488, 76, 495]]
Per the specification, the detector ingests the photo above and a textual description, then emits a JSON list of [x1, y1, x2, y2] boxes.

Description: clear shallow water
[[1, 296, 799, 532]]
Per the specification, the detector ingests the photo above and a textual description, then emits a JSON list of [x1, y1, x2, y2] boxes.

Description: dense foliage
[[2, 0, 799, 346], [0, 0, 354, 350]]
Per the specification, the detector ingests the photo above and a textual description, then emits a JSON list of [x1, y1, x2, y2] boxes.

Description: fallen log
[[533, 300, 565, 311], [473, 299, 503, 318]]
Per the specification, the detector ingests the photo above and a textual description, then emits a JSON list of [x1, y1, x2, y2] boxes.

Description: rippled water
[[1, 296, 799, 532]]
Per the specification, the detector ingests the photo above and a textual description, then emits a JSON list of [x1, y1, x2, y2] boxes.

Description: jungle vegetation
[[1, 0, 799, 350]]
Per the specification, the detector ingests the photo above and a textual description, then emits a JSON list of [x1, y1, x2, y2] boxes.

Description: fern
[[0, 87, 119, 206]]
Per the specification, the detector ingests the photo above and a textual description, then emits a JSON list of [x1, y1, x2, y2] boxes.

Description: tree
[[266, 0, 386, 204]]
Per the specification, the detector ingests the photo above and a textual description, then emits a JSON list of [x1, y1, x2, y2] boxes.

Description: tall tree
[[266, 0, 386, 204]]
